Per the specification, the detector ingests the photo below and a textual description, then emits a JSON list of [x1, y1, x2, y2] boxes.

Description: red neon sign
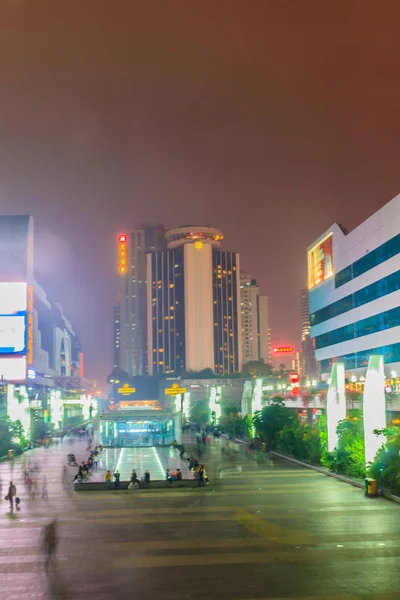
[[118, 234, 127, 243], [289, 372, 300, 384], [273, 346, 294, 354]]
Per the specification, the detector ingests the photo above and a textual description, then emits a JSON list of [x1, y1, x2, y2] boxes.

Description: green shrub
[[368, 427, 400, 494]]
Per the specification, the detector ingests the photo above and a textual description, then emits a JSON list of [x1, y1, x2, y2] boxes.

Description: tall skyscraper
[[113, 300, 121, 368], [300, 285, 317, 379], [240, 274, 271, 365], [147, 226, 241, 376], [301, 286, 311, 341], [258, 295, 271, 364], [118, 226, 165, 377]]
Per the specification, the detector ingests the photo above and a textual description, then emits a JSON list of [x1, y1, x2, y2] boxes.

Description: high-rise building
[[118, 227, 165, 377], [308, 193, 400, 378], [147, 226, 242, 376], [301, 286, 310, 341], [259, 295, 271, 364], [300, 286, 317, 379], [240, 274, 271, 364], [270, 345, 299, 371], [113, 300, 121, 368]]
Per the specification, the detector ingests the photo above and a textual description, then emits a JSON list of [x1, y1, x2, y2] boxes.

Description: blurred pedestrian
[[41, 475, 49, 501], [7, 481, 16, 510], [43, 519, 58, 573], [114, 470, 120, 489]]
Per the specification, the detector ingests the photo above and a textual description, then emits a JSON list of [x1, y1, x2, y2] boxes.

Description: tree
[[218, 414, 252, 439], [0, 416, 28, 456], [242, 361, 274, 379], [190, 399, 209, 426], [326, 410, 366, 478], [253, 397, 296, 449]]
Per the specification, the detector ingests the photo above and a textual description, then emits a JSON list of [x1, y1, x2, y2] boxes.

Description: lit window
[[170, 284, 174, 288], [159, 348, 164, 352], [159, 361, 164, 365]]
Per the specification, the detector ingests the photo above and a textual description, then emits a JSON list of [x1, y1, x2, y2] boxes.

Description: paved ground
[[0, 436, 398, 599]]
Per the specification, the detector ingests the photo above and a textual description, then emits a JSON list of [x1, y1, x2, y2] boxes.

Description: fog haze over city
[[1, 0, 400, 383]]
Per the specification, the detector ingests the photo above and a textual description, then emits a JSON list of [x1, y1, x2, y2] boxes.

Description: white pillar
[[327, 362, 346, 452], [174, 411, 182, 444], [363, 355, 386, 466]]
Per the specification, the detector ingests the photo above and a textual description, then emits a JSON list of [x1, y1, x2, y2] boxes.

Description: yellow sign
[[117, 383, 136, 396], [120, 400, 160, 410], [165, 383, 187, 396], [308, 233, 334, 289], [27, 285, 34, 365]]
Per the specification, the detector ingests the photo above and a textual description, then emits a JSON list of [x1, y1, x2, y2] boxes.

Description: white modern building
[[240, 274, 271, 364], [0, 215, 84, 387], [308, 193, 400, 378], [147, 226, 242, 376]]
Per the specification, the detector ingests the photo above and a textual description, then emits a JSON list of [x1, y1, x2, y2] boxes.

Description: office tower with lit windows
[[147, 226, 241, 376], [300, 286, 318, 379], [240, 274, 271, 364], [113, 300, 121, 368], [259, 295, 271, 364], [117, 227, 165, 376], [301, 286, 311, 341]]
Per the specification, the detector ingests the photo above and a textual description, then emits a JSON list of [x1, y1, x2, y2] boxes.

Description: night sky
[[1, 0, 400, 384]]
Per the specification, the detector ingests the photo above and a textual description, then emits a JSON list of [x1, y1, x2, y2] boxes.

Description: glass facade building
[[100, 411, 178, 447], [147, 226, 241, 376], [148, 246, 186, 375], [308, 194, 400, 376], [119, 227, 166, 377]]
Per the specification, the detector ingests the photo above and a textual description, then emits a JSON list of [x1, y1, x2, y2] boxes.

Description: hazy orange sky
[[1, 0, 400, 381]]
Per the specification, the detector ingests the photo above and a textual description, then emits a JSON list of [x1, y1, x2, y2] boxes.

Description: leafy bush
[[368, 427, 400, 494], [327, 411, 366, 479], [253, 397, 297, 449], [218, 414, 252, 439]]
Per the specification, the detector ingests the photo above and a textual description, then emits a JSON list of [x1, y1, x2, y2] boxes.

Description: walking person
[[144, 470, 150, 486], [41, 475, 49, 501], [197, 466, 205, 488], [7, 481, 16, 510], [43, 519, 58, 573], [114, 470, 120, 489]]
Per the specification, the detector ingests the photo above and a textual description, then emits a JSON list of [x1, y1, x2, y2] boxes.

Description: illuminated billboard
[[273, 346, 294, 354], [308, 233, 334, 289], [0, 283, 27, 354]]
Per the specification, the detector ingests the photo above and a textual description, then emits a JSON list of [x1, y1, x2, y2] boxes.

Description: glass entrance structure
[[99, 410, 180, 447]]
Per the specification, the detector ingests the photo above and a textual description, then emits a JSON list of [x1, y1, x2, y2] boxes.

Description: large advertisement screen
[[308, 234, 334, 289], [0, 282, 27, 354]]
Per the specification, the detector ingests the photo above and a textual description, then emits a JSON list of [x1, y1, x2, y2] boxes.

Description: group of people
[[165, 468, 182, 485], [72, 443, 103, 483], [172, 443, 209, 487], [22, 457, 48, 505], [103, 468, 151, 489]]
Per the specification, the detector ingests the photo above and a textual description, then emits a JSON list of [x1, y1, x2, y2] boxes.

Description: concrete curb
[[74, 479, 199, 491], [271, 451, 400, 503], [269, 450, 364, 489], [382, 491, 400, 504]]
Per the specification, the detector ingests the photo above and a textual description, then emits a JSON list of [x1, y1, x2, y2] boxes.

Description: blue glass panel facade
[[335, 233, 400, 288], [320, 342, 400, 373], [315, 305, 400, 350], [311, 270, 400, 327]]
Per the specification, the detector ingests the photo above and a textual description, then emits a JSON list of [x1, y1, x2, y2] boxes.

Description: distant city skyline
[[1, 1, 400, 382]]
